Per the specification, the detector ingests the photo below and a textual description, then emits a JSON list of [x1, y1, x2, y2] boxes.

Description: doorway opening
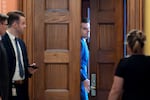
[[82, 0, 90, 19], [81, 0, 125, 99], [82, 0, 90, 45], [123, 0, 127, 57]]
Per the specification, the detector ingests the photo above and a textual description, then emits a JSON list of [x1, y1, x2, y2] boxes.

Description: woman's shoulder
[[145, 55, 150, 61], [118, 57, 129, 66], [120, 56, 130, 61], [145, 55, 150, 58]]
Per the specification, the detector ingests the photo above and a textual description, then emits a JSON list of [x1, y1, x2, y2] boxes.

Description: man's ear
[[0, 22, 3, 26], [0, 23, 3, 29], [12, 22, 18, 28]]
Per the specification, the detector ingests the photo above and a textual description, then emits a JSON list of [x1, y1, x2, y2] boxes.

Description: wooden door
[[90, 0, 123, 100], [32, 0, 81, 100]]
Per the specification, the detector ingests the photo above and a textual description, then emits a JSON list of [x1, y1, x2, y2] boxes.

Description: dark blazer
[[2, 33, 30, 99], [0, 40, 9, 100]]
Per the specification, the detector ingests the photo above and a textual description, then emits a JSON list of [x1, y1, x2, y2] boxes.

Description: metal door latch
[[91, 73, 96, 96]]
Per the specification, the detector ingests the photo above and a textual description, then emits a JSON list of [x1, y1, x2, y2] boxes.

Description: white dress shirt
[[0, 36, 2, 40], [7, 31, 25, 80]]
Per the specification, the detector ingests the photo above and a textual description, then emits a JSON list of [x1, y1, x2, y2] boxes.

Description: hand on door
[[83, 79, 90, 93]]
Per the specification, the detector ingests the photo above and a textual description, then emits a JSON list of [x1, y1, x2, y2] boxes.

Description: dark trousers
[[10, 83, 29, 100]]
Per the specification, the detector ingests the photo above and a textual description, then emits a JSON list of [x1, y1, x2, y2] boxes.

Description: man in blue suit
[[2, 11, 37, 100], [80, 18, 90, 100]]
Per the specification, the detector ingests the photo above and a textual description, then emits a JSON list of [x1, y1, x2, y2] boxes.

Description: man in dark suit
[[80, 18, 90, 100], [0, 14, 9, 100], [2, 11, 37, 100]]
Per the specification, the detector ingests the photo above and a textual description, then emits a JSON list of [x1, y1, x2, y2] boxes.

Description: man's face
[[15, 16, 26, 34], [0, 20, 8, 35], [81, 22, 90, 39]]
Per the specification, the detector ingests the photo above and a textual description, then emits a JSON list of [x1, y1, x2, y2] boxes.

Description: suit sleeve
[[20, 40, 32, 77], [80, 65, 88, 81]]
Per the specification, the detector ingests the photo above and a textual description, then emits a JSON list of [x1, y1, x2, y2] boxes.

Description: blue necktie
[[15, 38, 24, 78]]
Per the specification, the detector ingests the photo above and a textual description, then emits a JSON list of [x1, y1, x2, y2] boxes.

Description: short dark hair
[[0, 14, 8, 24], [7, 11, 25, 26], [81, 18, 90, 23]]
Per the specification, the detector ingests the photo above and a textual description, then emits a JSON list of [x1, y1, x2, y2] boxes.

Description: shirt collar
[[6, 30, 16, 40], [81, 37, 86, 42], [0, 35, 2, 40]]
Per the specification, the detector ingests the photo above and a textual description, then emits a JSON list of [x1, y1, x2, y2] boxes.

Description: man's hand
[[28, 63, 38, 74], [83, 79, 90, 93], [0, 96, 2, 100]]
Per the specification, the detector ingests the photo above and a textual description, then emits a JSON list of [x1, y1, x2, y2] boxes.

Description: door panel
[[127, 0, 143, 31], [33, 0, 81, 100], [90, 0, 123, 99]]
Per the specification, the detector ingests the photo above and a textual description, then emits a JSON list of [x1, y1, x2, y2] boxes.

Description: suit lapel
[[3, 33, 16, 59]]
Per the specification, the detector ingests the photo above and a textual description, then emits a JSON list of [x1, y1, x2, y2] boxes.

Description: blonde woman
[[108, 29, 150, 100]]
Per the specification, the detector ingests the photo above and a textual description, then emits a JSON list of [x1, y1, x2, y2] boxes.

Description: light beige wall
[[144, 0, 150, 55]]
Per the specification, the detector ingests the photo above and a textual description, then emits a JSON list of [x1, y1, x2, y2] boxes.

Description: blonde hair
[[127, 29, 146, 53]]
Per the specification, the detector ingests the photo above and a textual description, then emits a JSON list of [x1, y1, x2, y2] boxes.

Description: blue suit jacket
[[2, 33, 30, 99], [80, 38, 89, 81], [80, 38, 89, 100]]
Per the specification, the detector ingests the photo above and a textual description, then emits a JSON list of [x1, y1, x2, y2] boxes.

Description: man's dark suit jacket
[[2, 33, 30, 99], [0, 40, 9, 100]]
